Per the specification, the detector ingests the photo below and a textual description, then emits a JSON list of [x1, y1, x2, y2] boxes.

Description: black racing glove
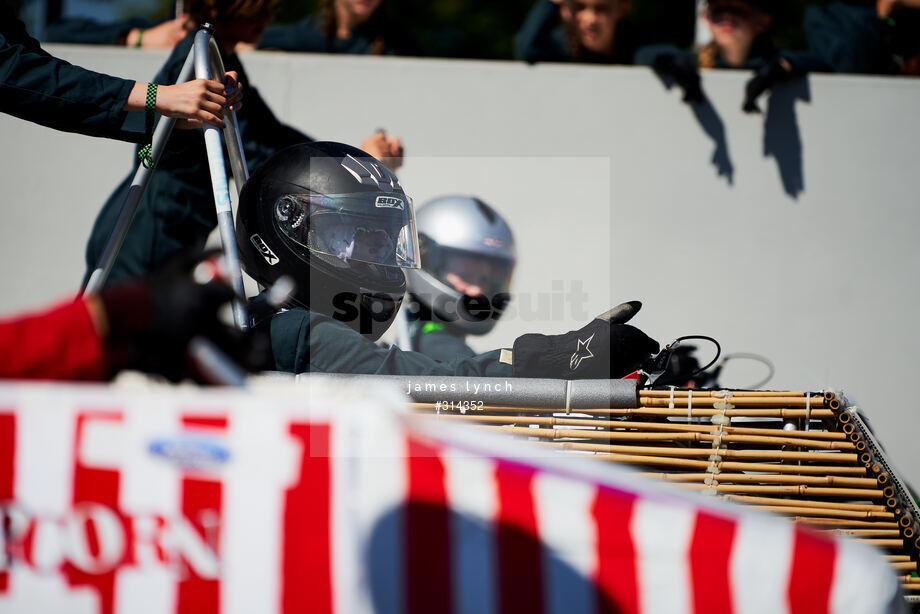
[[99, 250, 271, 381], [511, 302, 659, 379], [742, 57, 792, 113], [653, 52, 704, 104]]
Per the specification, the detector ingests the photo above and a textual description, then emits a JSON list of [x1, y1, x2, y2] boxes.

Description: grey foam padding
[[299, 373, 638, 409]]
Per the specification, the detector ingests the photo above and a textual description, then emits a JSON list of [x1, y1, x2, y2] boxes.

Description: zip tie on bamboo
[[704, 391, 731, 484], [687, 389, 693, 422], [805, 394, 811, 431], [710, 390, 733, 425], [668, 386, 675, 409]]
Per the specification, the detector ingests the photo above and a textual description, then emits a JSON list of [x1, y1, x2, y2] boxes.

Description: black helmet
[[235, 142, 420, 341]]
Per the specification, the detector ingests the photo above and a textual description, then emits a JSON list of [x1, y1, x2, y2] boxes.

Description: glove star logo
[[570, 333, 595, 370]]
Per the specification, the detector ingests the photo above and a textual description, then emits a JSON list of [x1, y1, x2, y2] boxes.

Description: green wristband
[[134, 28, 144, 48], [145, 83, 157, 114], [138, 83, 158, 168]]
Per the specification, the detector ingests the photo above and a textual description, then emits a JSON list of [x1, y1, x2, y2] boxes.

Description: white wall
[[1, 46, 919, 482]]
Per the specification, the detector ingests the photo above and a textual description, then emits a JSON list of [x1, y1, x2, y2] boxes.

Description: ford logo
[[148, 436, 231, 470]]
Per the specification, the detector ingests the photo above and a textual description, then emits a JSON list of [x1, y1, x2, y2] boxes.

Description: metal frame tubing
[[299, 373, 640, 410], [84, 25, 251, 331], [193, 27, 248, 329]]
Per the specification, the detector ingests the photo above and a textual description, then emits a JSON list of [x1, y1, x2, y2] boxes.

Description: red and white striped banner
[[0, 380, 900, 614]]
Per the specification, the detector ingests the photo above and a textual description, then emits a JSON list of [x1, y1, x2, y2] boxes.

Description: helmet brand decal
[[483, 237, 505, 247], [251, 234, 279, 266], [375, 195, 404, 209]]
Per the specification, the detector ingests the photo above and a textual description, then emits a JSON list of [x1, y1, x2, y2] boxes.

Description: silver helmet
[[405, 195, 516, 335]]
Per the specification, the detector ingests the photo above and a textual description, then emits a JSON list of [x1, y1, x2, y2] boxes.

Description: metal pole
[[207, 35, 249, 194], [194, 26, 248, 330], [83, 49, 196, 295]]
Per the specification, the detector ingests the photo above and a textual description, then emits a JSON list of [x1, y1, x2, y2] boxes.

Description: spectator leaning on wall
[[634, 0, 827, 111]]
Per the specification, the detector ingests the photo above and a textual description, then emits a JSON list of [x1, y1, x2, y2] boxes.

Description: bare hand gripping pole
[[84, 25, 250, 330]]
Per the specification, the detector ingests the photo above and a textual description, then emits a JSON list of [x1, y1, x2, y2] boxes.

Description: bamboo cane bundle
[[409, 386, 920, 584], [488, 424, 855, 451], [722, 494, 888, 512], [636, 472, 877, 488], [422, 413, 850, 441], [832, 529, 902, 537], [533, 439, 858, 463], [592, 453, 868, 475], [792, 517, 902, 529], [639, 396, 825, 408], [890, 562, 919, 572], [412, 403, 836, 418], [742, 504, 893, 520], [640, 390, 809, 398], [677, 483, 882, 498]]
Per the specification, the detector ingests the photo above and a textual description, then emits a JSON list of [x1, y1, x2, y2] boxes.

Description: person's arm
[[0, 297, 109, 381], [46, 16, 154, 46], [0, 20, 137, 139], [124, 76, 240, 128], [514, 0, 570, 63], [0, 12, 239, 140], [635, 44, 703, 103], [46, 14, 191, 48], [270, 304, 657, 379], [271, 309, 512, 377], [360, 130, 403, 171], [123, 16, 191, 49]]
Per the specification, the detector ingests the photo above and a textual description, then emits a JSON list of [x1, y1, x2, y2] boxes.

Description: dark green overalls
[[267, 306, 511, 376]]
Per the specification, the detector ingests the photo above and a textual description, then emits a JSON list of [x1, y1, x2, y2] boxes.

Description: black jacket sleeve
[[0, 6, 141, 141], [514, 0, 571, 63], [45, 17, 156, 46], [269, 308, 513, 377]]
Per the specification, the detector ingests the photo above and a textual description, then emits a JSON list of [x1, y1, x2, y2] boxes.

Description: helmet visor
[[273, 192, 420, 269], [424, 242, 514, 299]]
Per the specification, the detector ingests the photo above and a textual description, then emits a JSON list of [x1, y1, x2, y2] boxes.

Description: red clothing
[[0, 297, 108, 380]]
